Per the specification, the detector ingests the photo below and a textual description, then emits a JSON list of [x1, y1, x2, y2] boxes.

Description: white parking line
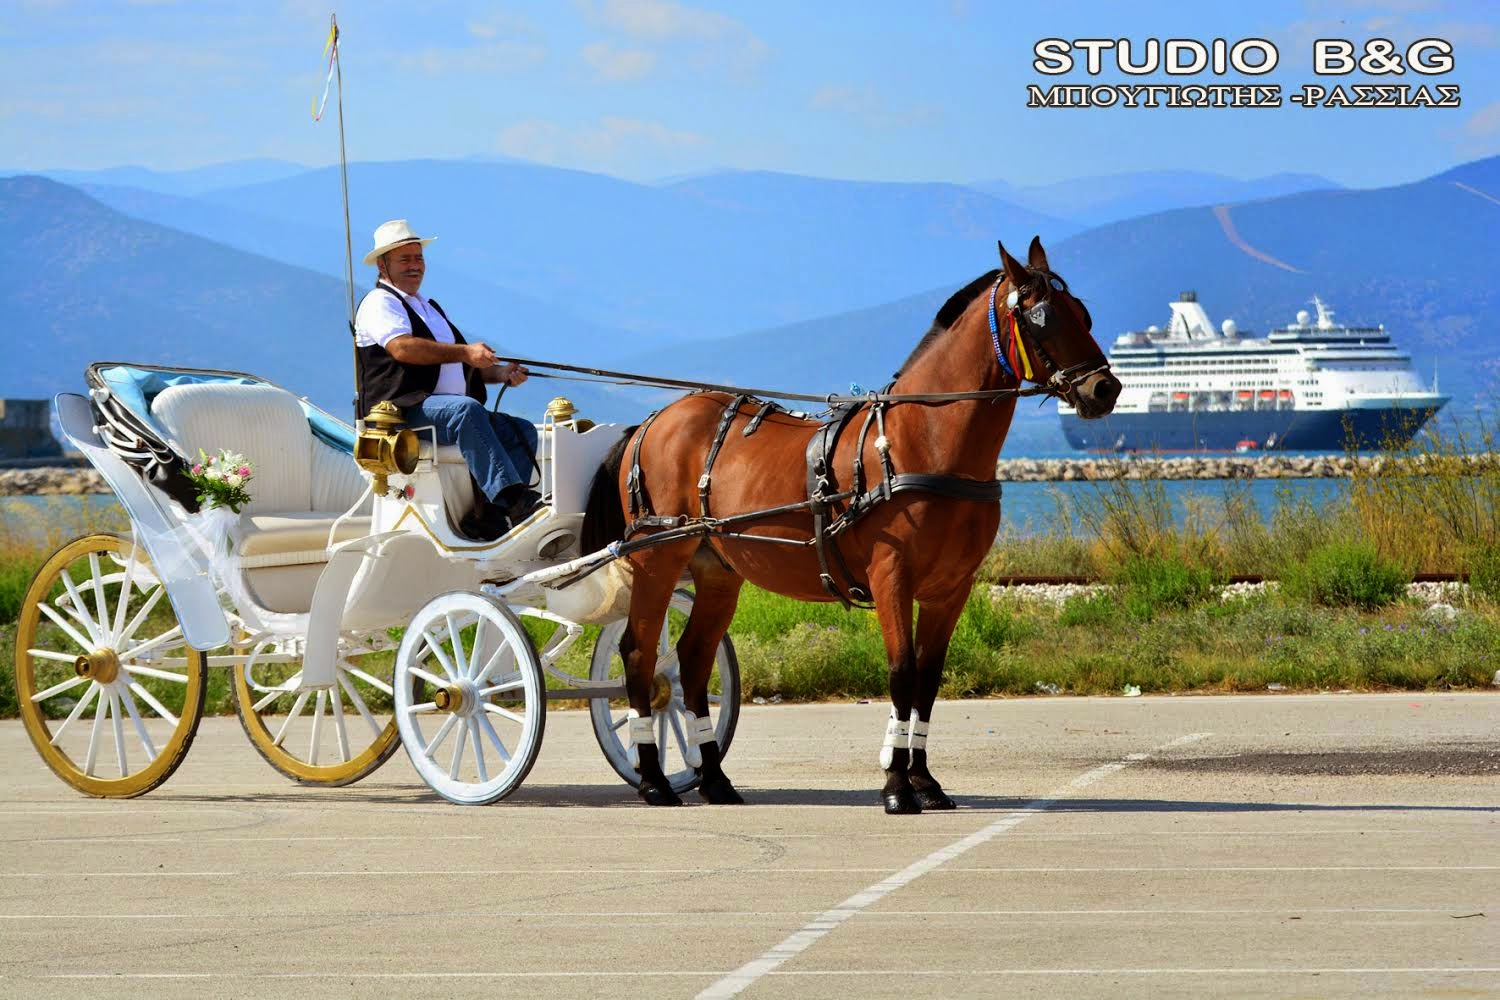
[[696, 732, 1212, 1000]]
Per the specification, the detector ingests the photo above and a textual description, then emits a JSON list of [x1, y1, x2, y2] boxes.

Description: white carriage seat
[[151, 382, 370, 614]]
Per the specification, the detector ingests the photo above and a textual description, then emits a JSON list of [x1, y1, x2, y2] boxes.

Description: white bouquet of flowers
[[185, 449, 254, 513]]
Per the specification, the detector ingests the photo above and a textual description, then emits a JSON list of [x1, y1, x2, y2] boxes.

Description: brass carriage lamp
[[355, 401, 419, 494], [546, 396, 594, 432]]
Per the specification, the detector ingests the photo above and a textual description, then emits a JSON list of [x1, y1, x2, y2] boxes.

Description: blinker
[[1026, 301, 1050, 327]]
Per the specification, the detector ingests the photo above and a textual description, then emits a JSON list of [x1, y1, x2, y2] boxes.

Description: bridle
[[986, 269, 1111, 407]]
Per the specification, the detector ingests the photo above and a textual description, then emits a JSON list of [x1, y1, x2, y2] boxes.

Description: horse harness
[[611, 264, 1113, 609], [623, 388, 1003, 610]]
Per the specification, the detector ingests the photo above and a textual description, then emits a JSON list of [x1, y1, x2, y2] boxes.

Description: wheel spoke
[[471, 636, 508, 686], [51, 683, 100, 745], [420, 629, 459, 680], [405, 701, 438, 715], [57, 566, 100, 642], [26, 648, 83, 664], [656, 711, 667, 755], [446, 613, 470, 678], [478, 713, 511, 764], [85, 689, 109, 776], [273, 690, 311, 746], [110, 551, 138, 641], [330, 683, 351, 762], [343, 666, 393, 697], [37, 603, 95, 654], [609, 712, 629, 732], [252, 674, 299, 713], [482, 702, 525, 725], [30, 674, 88, 703], [448, 719, 467, 779], [409, 666, 447, 689], [117, 684, 158, 762], [469, 720, 489, 783], [337, 673, 382, 739], [122, 663, 189, 684], [117, 584, 166, 648], [308, 690, 327, 765], [109, 689, 129, 777], [119, 625, 185, 663], [668, 709, 693, 767], [707, 694, 722, 705], [477, 671, 523, 696], [89, 554, 111, 638], [127, 682, 178, 728], [422, 713, 459, 759]]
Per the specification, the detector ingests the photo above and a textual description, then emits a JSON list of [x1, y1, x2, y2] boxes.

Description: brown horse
[[582, 237, 1119, 812]]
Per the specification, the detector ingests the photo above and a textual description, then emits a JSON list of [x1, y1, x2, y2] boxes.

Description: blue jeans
[[403, 395, 538, 503]]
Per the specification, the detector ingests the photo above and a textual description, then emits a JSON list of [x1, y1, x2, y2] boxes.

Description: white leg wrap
[[628, 710, 656, 745], [684, 711, 717, 747], [878, 710, 911, 769], [908, 712, 929, 752]]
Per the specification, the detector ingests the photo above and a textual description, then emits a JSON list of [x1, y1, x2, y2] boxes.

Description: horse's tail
[[581, 425, 637, 553]]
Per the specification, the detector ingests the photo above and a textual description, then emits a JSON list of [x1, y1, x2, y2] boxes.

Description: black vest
[[355, 282, 487, 419]]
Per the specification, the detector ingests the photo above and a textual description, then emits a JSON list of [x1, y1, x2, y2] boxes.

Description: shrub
[[1058, 590, 1120, 627], [1279, 540, 1409, 610], [1111, 554, 1219, 620], [1468, 543, 1500, 603]]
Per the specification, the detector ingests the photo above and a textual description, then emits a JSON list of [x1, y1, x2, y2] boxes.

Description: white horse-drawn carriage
[[14, 363, 738, 804]]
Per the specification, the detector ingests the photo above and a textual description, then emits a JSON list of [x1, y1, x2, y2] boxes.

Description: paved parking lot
[[1, 692, 1496, 998]]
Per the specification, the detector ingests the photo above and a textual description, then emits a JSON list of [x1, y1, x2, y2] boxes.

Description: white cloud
[[810, 85, 941, 131], [582, 41, 657, 80]]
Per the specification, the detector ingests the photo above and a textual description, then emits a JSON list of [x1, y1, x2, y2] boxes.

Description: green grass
[[1279, 540, 1410, 610]]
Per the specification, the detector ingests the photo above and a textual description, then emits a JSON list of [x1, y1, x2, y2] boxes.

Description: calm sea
[[0, 478, 1349, 546]]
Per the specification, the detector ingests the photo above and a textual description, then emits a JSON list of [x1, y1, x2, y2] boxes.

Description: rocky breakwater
[[0, 465, 108, 495], [995, 453, 1498, 482]]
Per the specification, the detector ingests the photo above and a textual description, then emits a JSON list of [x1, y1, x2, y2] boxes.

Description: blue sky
[[2, 0, 1497, 187]]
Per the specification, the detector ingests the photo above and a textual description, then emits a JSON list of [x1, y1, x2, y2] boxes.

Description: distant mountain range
[[3, 156, 1496, 456]]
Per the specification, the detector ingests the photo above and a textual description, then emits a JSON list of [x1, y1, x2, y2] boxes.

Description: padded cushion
[[310, 436, 367, 511], [153, 383, 313, 515], [239, 512, 372, 565]]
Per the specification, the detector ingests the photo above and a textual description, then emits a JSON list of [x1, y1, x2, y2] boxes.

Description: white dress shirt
[[354, 284, 468, 397]]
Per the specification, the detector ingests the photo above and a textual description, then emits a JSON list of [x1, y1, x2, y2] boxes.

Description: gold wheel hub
[[75, 648, 120, 685], [650, 673, 673, 712], [434, 684, 467, 714]]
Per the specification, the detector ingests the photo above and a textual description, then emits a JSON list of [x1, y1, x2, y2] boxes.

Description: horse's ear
[[1027, 235, 1049, 271], [997, 240, 1028, 288]]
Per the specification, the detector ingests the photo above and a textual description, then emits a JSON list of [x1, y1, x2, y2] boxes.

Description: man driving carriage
[[354, 219, 544, 540]]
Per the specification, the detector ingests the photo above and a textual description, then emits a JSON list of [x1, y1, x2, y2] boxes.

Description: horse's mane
[[896, 269, 1000, 374]]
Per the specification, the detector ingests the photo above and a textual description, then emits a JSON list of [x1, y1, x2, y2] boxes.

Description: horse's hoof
[[698, 775, 745, 805], [914, 787, 957, 811], [638, 781, 682, 806], [882, 790, 922, 815]]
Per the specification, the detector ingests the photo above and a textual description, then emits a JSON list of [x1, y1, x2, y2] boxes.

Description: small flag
[[312, 18, 339, 122]]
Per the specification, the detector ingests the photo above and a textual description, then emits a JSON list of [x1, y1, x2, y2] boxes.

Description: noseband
[[986, 273, 1110, 403]]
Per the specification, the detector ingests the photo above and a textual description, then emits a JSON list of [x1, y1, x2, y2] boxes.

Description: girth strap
[[700, 395, 749, 517], [805, 403, 873, 609]]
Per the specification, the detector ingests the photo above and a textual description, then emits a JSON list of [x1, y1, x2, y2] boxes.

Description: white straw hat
[[363, 219, 435, 265]]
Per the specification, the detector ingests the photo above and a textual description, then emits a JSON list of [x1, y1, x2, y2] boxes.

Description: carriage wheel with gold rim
[[14, 534, 207, 798], [231, 641, 403, 787]]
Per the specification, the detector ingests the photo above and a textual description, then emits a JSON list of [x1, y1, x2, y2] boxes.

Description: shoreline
[[3, 452, 1498, 494]]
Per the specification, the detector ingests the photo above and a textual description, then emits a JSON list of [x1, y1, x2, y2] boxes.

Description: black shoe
[[500, 487, 546, 525], [459, 503, 511, 542]]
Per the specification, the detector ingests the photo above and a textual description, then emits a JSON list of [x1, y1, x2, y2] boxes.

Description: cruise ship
[[1059, 293, 1449, 452]]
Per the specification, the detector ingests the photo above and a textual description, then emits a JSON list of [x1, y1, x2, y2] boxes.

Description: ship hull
[[1061, 405, 1443, 453]]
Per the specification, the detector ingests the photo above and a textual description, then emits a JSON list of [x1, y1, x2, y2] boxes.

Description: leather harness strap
[[619, 391, 1004, 607], [699, 394, 749, 517]]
